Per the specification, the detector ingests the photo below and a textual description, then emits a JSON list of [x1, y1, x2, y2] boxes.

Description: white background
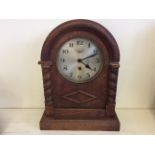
[[0, 19, 155, 108], [0, 0, 155, 154]]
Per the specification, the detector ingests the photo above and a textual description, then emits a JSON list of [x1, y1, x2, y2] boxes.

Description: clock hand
[[77, 59, 94, 71], [81, 50, 97, 61], [81, 62, 93, 71]]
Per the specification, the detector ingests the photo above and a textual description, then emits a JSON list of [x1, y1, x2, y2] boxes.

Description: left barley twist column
[[38, 61, 54, 116]]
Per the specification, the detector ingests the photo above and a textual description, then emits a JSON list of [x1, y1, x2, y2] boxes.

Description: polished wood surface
[[39, 19, 120, 130]]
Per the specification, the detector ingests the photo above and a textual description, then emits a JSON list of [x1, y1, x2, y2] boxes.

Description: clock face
[[56, 38, 103, 83]]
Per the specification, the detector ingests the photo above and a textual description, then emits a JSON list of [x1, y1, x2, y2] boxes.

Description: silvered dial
[[56, 38, 103, 83]]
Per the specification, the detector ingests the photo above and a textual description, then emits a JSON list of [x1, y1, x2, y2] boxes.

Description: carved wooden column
[[106, 62, 120, 117], [38, 61, 54, 116]]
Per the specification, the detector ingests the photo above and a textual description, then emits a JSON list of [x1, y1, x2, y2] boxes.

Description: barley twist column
[[106, 62, 119, 117], [38, 61, 54, 116]]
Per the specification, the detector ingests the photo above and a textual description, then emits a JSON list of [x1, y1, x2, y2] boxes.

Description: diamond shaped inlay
[[62, 90, 97, 104]]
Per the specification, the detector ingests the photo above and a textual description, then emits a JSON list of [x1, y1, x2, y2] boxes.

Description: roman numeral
[[69, 43, 74, 47]]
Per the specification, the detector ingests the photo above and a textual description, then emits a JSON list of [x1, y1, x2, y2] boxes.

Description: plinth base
[[40, 112, 120, 131]]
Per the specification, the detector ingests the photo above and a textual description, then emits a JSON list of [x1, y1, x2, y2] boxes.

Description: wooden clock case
[[39, 19, 120, 131]]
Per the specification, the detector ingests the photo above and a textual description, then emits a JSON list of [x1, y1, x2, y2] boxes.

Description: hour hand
[[85, 64, 93, 70], [78, 59, 93, 71]]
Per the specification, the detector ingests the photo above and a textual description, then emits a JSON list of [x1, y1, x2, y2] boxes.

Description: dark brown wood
[[39, 19, 120, 131], [47, 108, 105, 119], [40, 112, 120, 131]]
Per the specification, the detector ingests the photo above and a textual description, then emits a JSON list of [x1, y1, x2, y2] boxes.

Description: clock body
[[39, 19, 120, 130]]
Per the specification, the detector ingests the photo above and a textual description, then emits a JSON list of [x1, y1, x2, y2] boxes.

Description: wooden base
[[40, 112, 120, 131]]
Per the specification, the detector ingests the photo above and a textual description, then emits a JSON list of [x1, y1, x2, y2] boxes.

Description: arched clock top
[[41, 19, 120, 62]]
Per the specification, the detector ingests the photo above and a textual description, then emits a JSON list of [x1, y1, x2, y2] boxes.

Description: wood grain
[[39, 19, 120, 130]]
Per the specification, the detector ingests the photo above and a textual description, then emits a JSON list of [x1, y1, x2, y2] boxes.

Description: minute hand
[[81, 52, 97, 61]]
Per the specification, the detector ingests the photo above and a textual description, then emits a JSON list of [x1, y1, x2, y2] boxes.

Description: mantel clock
[[38, 19, 120, 130]]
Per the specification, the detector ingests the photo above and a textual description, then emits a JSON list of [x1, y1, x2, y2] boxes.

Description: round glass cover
[[56, 38, 103, 83]]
